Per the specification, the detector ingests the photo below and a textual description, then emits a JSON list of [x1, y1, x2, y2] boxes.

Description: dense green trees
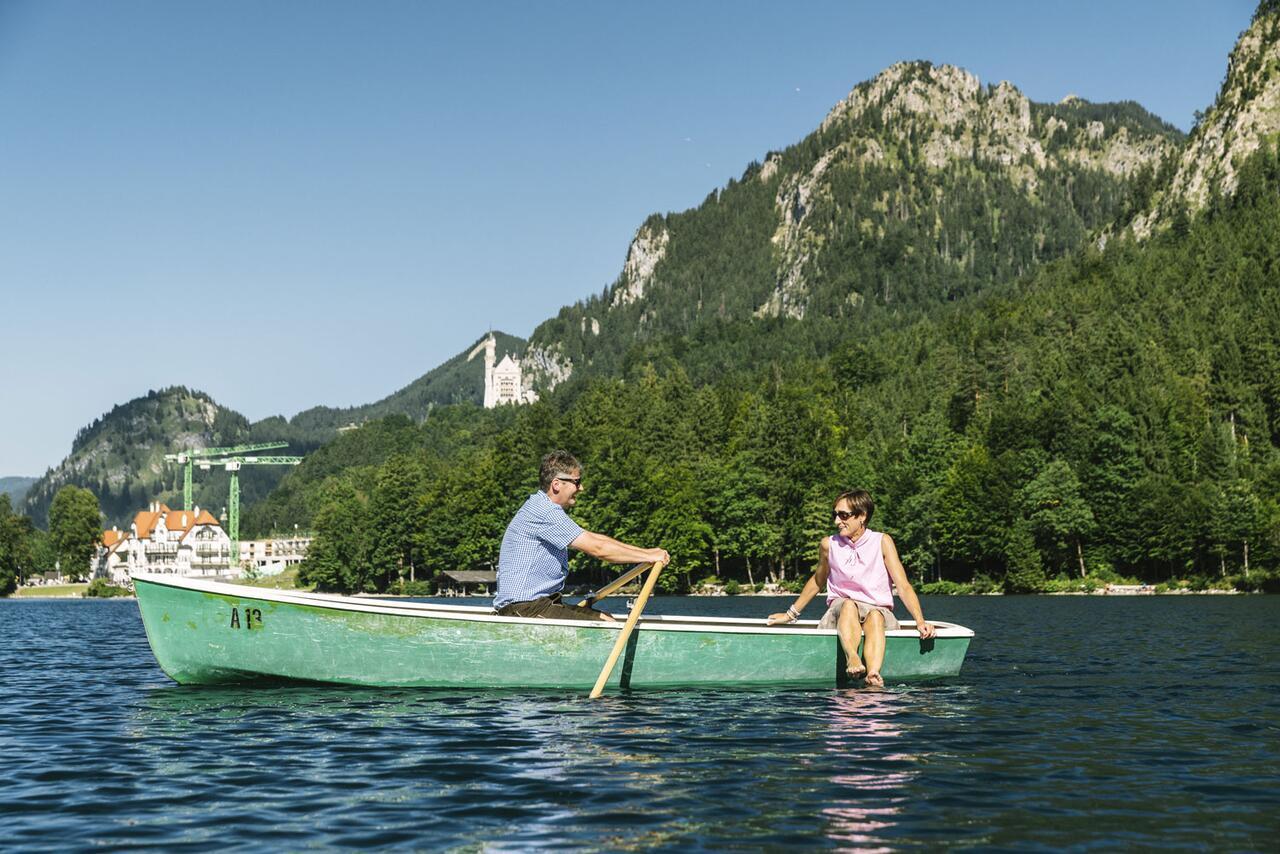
[[48, 486, 102, 582], [0, 495, 36, 594]]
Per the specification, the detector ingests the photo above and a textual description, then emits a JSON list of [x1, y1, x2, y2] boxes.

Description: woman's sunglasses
[[832, 510, 859, 521]]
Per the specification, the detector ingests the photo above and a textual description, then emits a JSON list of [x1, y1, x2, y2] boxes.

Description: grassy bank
[[13, 583, 89, 598], [227, 568, 308, 591]]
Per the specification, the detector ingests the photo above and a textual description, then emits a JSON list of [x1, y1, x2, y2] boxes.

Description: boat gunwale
[[131, 573, 975, 639]]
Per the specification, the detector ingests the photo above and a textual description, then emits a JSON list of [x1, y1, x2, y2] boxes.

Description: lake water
[[2, 594, 1278, 849]]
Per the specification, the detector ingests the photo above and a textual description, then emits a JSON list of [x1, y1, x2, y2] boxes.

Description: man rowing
[[493, 450, 670, 621]]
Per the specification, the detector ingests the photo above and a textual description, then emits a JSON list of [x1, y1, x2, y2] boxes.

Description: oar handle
[[589, 560, 665, 699], [578, 562, 652, 607]]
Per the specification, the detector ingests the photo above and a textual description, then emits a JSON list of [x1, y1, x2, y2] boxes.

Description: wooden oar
[[578, 562, 651, 607], [588, 560, 665, 699]]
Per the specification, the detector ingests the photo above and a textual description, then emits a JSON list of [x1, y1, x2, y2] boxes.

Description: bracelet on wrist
[[786, 605, 801, 621]]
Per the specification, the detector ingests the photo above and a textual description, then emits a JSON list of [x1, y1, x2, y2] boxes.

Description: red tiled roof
[[133, 511, 160, 539]]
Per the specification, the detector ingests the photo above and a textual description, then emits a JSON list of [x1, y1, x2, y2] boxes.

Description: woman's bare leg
[[863, 610, 887, 687], [837, 602, 866, 679]]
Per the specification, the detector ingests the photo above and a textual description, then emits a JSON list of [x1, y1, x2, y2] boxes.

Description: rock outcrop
[[1131, 5, 1280, 237]]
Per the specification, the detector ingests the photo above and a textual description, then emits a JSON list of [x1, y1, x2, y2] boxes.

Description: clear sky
[[0, 0, 1258, 476]]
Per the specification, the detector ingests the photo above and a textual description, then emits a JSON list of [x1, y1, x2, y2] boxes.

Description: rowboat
[[133, 572, 974, 691]]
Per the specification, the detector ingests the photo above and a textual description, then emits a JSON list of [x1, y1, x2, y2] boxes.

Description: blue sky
[[0, 0, 1257, 476]]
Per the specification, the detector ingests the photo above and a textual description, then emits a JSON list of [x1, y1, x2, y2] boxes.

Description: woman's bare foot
[[864, 672, 884, 688], [846, 661, 867, 680]]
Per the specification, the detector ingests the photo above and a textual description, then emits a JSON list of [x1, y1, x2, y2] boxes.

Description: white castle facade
[[468, 334, 538, 408]]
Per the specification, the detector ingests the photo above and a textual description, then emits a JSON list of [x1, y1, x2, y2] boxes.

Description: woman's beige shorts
[[817, 597, 899, 630]]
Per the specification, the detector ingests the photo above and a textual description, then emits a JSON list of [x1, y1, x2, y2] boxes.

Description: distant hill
[[0, 477, 37, 505], [21, 387, 255, 529], [22, 332, 525, 528]]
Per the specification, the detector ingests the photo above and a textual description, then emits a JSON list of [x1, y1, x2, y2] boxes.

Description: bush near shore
[[85, 578, 131, 598]]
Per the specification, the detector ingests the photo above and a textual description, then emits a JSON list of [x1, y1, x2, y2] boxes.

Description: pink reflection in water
[[819, 691, 919, 847]]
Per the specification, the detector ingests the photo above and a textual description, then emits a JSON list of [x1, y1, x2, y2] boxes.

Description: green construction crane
[[164, 442, 289, 510], [203, 455, 304, 565]]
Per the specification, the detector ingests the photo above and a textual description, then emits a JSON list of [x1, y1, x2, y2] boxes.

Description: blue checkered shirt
[[493, 491, 585, 609]]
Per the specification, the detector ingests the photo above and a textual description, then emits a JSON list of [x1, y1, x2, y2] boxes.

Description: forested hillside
[[258, 140, 1280, 594], [24, 66, 1178, 535], [22, 388, 256, 528], [258, 5, 1280, 595]]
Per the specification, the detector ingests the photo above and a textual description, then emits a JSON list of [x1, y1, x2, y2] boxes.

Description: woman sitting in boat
[[768, 489, 935, 686], [493, 450, 670, 622]]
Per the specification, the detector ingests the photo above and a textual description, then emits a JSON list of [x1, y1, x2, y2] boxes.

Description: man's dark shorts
[[496, 593, 613, 622]]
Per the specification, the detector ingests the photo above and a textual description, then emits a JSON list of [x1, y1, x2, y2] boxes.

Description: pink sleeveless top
[[827, 530, 893, 608]]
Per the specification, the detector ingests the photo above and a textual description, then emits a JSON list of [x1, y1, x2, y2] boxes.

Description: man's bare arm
[[571, 531, 669, 566]]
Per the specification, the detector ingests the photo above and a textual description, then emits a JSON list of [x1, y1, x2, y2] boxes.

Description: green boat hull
[[133, 574, 972, 691]]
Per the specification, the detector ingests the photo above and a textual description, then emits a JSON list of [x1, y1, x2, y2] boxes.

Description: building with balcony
[[239, 534, 312, 576], [95, 502, 235, 584]]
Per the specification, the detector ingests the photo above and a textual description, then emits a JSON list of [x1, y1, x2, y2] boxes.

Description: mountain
[[26, 64, 1178, 531], [521, 62, 1182, 391], [242, 3, 1280, 593], [0, 477, 37, 505], [22, 332, 524, 528], [1130, 2, 1280, 238]]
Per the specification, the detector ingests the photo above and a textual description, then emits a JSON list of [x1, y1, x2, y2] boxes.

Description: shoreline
[[4, 584, 1260, 601]]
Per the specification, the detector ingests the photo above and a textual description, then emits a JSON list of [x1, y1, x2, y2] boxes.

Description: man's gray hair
[[540, 450, 582, 491]]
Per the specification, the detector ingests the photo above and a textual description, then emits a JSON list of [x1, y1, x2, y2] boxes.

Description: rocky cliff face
[[523, 61, 1181, 391], [1131, 5, 1280, 237], [755, 63, 1178, 319]]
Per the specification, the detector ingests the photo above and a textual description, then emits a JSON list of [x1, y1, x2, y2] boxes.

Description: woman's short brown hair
[[835, 489, 874, 526]]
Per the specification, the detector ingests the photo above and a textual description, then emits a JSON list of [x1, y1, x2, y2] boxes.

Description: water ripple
[[3, 596, 1280, 848]]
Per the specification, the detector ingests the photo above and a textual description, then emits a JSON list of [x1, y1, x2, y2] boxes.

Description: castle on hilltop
[[468, 334, 538, 408]]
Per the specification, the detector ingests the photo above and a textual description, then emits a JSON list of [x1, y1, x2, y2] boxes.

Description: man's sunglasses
[[556, 476, 582, 487], [832, 510, 859, 521]]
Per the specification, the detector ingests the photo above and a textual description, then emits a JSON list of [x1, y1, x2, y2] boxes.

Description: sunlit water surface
[[2, 595, 1277, 849]]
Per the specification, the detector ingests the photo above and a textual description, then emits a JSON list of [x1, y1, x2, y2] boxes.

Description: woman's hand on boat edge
[[917, 621, 936, 639]]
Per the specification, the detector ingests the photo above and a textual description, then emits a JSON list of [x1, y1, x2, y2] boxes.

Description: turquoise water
[[1, 595, 1277, 849]]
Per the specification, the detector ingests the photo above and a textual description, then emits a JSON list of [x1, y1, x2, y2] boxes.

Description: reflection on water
[[4, 596, 1279, 849], [821, 690, 912, 846]]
